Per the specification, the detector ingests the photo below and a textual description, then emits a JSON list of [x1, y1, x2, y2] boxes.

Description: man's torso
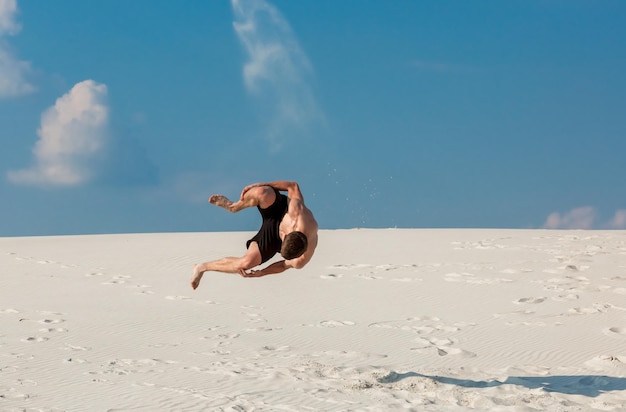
[[279, 199, 318, 252]]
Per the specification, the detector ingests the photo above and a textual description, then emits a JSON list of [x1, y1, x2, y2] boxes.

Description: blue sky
[[1, 0, 625, 236]]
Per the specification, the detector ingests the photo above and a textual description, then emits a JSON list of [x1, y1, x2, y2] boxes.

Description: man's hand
[[239, 268, 265, 278]]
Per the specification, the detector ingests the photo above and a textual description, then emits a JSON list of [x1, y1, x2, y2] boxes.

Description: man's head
[[281, 231, 308, 260]]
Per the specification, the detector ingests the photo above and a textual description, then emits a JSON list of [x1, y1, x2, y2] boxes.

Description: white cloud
[[0, 0, 35, 98], [609, 209, 626, 229], [543, 206, 596, 230], [7, 80, 109, 187], [0, 0, 20, 35], [231, 0, 323, 150], [543, 207, 626, 230]]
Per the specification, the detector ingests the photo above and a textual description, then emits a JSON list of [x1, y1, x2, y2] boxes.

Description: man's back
[[280, 194, 318, 268]]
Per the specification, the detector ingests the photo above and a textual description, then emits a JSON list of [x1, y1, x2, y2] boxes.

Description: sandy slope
[[1, 229, 625, 411]]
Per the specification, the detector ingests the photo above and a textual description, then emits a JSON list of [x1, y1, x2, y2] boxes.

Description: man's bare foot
[[191, 264, 204, 290], [209, 194, 233, 210]]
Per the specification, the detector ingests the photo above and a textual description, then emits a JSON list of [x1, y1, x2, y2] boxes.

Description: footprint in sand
[[304, 320, 356, 328], [63, 358, 88, 364], [505, 320, 548, 327], [102, 275, 131, 285], [39, 327, 68, 333], [356, 274, 382, 280], [15, 378, 37, 387], [411, 337, 455, 350], [445, 272, 512, 285], [323, 320, 356, 327], [329, 263, 371, 270], [215, 333, 240, 340], [604, 327, 626, 337], [430, 337, 455, 346], [243, 312, 266, 323], [126, 284, 152, 290], [40, 310, 64, 315], [411, 337, 433, 349], [513, 297, 546, 304], [391, 277, 423, 283], [412, 334, 477, 358], [241, 306, 266, 322], [38, 318, 65, 325], [0, 388, 31, 401], [91, 358, 179, 377], [261, 345, 291, 352], [101, 279, 125, 285], [165, 295, 192, 301], [245, 326, 282, 332], [567, 303, 614, 315], [320, 273, 343, 280], [436, 347, 477, 358], [64, 344, 92, 351], [444, 272, 474, 282], [552, 293, 580, 302], [585, 355, 626, 370], [22, 336, 49, 343], [369, 316, 467, 335], [200, 333, 240, 346]]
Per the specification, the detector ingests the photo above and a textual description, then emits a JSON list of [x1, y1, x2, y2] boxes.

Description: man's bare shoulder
[[297, 203, 317, 230], [288, 197, 305, 209], [286, 195, 317, 242], [285, 182, 304, 202]]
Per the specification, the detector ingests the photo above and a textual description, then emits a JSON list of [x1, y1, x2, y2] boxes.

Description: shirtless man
[[191, 180, 318, 290]]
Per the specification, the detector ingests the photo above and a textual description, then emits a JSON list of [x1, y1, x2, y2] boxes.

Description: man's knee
[[255, 186, 276, 209], [242, 186, 266, 202], [246, 185, 271, 198]]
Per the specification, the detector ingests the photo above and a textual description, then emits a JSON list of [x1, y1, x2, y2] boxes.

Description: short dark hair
[[281, 231, 308, 260]]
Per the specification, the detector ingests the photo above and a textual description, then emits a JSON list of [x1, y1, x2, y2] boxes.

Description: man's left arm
[[240, 260, 289, 277]]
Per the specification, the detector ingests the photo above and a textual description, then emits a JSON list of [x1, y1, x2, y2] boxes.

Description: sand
[[1, 229, 626, 411]]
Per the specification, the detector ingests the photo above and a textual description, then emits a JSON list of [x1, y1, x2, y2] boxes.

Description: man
[[191, 180, 318, 290]]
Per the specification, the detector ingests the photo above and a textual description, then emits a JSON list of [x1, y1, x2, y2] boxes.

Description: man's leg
[[191, 242, 263, 289], [209, 186, 276, 213]]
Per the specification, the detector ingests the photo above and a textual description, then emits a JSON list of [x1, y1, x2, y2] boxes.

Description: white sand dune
[[1, 229, 626, 411]]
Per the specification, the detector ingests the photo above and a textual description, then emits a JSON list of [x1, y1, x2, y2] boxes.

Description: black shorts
[[246, 188, 288, 263]]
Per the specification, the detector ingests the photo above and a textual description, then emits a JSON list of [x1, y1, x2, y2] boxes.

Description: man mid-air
[[191, 180, 318, 289]]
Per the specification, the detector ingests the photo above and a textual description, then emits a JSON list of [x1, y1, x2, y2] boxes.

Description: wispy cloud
[[231, 0, 323, 151], [609, 209, 626, 229], [0, 0, 20, 34], [543, 206, 626, 230], [0, 0, 35, 98], [7, 80, 109, 187], [543, 207, 596, 230]]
